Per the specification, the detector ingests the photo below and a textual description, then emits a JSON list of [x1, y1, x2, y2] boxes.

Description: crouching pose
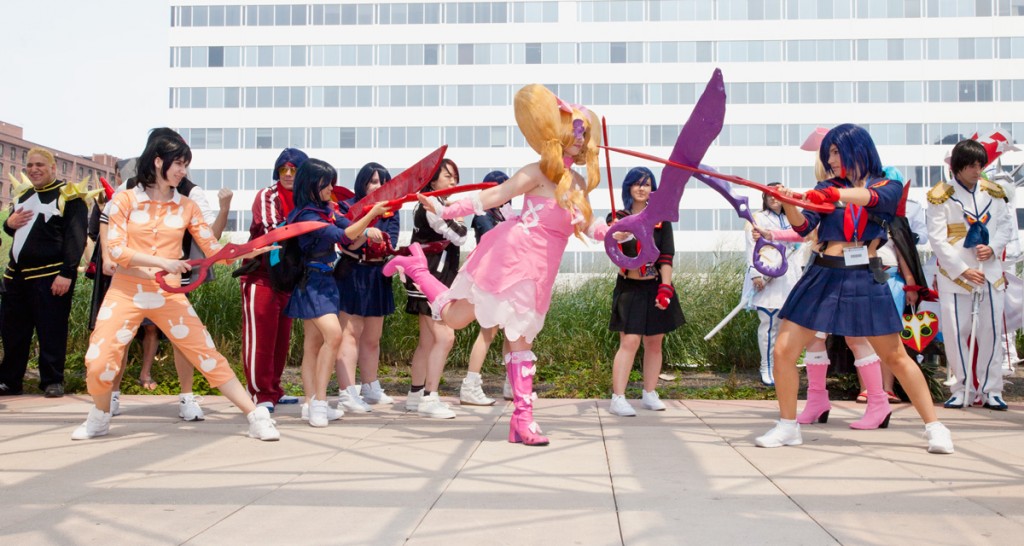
[[755, 124, 954, 454], [384, 84, 622, 446], [73, 129, 279, 441]]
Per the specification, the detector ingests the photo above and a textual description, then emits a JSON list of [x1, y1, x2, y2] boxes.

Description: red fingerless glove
[[655, 283, 674, 308], [805, 186, 841, 204]]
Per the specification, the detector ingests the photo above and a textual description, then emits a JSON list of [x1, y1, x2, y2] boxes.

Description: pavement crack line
[[596, 400, 627, 546]]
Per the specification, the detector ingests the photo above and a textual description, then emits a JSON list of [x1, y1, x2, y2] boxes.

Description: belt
[[813, 255, 872, 270], [340, 250, 386, 264]]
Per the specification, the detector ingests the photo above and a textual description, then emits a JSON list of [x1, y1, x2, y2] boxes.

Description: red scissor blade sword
[[373, 183, 497, 215], [344, 146, 448, 222], [156, 220, 328, 293], [601, 144, 835, 213]]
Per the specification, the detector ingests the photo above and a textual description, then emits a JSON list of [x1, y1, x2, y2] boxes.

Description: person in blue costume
[[284, 158, 388, 428], [754, 124, 954, 454], [334, 162, 400, 412]]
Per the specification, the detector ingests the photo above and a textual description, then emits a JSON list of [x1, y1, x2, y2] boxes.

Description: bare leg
[[422, 318, 455, 392], [300, 321, 324, 400], [439, 298, 477, 330], [173, 346, 194, 393], [357, 317, 385, 383], [139, 325, 160, 389], [336, 312, 362, 389], [773, 320, 821, 420], [641, 334, 665, 392], [612, 333, 641, 395], [410, 315, 435, 387], [216, 377, 257, 414], [467, 326, 498, 374], [310, 314, 343, 400]]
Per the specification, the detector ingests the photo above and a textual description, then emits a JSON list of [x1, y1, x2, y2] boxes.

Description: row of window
[[169, 37, 1024, 69], [170, 2, 557, 28], [168, 0, 1024, 28], [175, 123, 1022, 154], [169, 79, 1024, 110]]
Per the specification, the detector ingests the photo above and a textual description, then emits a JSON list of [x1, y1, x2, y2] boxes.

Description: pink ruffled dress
[[442, 195, 575, 343]]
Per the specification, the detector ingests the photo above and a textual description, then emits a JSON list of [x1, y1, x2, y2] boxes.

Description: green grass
[[0, 206, 1014, 400]]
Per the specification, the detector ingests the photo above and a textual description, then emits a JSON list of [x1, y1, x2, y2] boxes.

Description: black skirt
[[609, 276, 685, 336], [405, 248, 458, 316]]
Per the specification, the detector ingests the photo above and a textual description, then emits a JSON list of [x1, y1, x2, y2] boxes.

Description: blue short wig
[[292, 158, 337, 210], [483, 170, 510, 184], [353, 162, 392, 200], [621, 167, 657, 212], [818, 124, 884, 182], [273, 148, 309, 180]]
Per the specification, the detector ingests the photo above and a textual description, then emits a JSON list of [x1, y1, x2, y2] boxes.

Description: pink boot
[[798, 351, 831, 424], [505, 350, 549, 446], [850, 355, 892, 430], [382, 243, 449, 303]]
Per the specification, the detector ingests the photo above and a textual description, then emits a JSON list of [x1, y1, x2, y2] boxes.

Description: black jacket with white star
[[3, 180, 88, 280]]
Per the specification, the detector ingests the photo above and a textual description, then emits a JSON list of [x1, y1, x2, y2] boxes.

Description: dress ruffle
[[441, 269, 546, 343]]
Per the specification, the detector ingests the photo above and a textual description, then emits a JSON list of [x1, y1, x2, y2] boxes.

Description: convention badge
[[843, 245, 869, 266], [900, 310, 939, 352]]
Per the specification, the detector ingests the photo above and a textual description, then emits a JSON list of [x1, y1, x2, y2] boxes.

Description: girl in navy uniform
[[755, 124, 954, 454], [284, 159, 387, 427]]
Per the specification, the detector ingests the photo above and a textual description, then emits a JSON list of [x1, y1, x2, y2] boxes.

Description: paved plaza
[[1, 395, 1021, 545]]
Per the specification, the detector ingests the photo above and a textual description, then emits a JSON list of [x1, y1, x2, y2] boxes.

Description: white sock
[[111, 390, 120, 396], [180, 392, 193, 399], [925, 421, 945, 431], [466, 371, 481, 382], [779, 418, 798, 427]]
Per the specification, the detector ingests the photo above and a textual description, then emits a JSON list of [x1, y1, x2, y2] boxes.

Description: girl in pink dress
[[384, 84, 621, 446]]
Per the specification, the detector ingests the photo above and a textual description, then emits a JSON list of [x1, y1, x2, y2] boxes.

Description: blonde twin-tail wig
[[514, 84, 601, 238]]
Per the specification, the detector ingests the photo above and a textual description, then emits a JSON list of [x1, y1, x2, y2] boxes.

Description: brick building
[[0, 121, 118, 208]]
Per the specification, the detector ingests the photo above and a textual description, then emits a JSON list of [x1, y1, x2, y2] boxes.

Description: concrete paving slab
[[0, 395, 1022, 545]]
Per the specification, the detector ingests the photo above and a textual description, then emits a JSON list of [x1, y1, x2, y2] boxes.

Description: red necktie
[[843, 204, 868, 241]]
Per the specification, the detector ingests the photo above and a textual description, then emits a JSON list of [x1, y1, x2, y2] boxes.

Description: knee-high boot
[[850, 355, 892, 430], [505, 350, 549, 446], [798, 351, 831, 424], [382, 243, 450, 314]]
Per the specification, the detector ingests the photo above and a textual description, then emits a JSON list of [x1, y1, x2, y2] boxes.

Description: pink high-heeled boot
[[505, 351, 549, 446], [798, 351, 831, 424], [850, 356, 891, 430], [382, 243, 448, 303]]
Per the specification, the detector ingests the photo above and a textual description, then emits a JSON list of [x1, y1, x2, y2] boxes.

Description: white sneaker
[[925, 422, 954, 454], [308, 398, 329, 428], [360, 380, 394, 405], [405, 390, 423, 412], [338, 385, 373, 413], [247, 406, 280, 441], [71, 406, 111, 440], [179, 394, 205, 421], [301, 402, 343, 421], [417, 392, 456, 419], [110, 391, 122, 416], [641, 390, 666, 411], [755, 421, 802, 448], [503, 379, 513, 401], [609, 394, 637, 417], [460, 375, 496, 406], [256, 401, 275, 413]]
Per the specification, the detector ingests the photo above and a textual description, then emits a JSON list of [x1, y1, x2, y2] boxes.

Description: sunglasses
[[278, 165, 297, 176]]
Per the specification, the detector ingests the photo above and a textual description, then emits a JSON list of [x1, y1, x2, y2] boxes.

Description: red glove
[[655, 283, 674, 309], [804, 186, 841, 205]]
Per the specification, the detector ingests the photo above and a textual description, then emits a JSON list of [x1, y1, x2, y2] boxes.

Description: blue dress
[[779, 176, 905, 336], [284, 205, 351, 320], [335, 199, 399, 317]]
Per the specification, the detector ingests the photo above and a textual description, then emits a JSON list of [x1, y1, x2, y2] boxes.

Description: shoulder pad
[[980, 180, 1007, 200], [927, 182, 954, 205]]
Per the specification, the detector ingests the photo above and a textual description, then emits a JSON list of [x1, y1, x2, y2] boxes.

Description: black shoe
[[0, 382, 23, 396], [43, 384, 64, 398]]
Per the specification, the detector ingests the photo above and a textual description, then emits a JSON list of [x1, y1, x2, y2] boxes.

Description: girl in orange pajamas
[[72, 129, 279, 441]]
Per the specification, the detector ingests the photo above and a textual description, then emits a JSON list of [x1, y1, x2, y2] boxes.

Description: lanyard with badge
[[843, 203, 869, 266]]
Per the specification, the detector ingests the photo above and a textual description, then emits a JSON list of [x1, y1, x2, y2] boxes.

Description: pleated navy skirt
[[779, 255, 902, 337], [337, 261, 395, 317], [285, 270, 340, 320]]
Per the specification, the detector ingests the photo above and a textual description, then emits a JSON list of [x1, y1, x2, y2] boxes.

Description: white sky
[[0, 0, 168, 159]]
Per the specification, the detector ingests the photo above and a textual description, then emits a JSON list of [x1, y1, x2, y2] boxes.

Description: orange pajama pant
[[85, 275, 236, 397]]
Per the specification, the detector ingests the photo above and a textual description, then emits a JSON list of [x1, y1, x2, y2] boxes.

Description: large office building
[[168, 0, 1024, 271]]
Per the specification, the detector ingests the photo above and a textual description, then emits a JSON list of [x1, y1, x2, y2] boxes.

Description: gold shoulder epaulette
[[927, 181, 954, 205], [980, 180, 1007, 200]]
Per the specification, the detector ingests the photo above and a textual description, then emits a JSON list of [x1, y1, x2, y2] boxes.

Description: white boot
[[308, 398, 329, 428], [405, 390, 423, 412], [925, 422, 954, 454], [755, 420, 802, 448], [301, 402, 343, 421], [71, 406, 111, 440], [460, 372, 496, 406], [609, 393, 637, 417], [247, 406, 280, 441], [360, 380, 394, 405], [338, 385, 372, 413], [417, 392, 456, 419]]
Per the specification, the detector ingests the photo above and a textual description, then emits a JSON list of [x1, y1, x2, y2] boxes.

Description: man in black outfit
[[0, 147, 88, 397]]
